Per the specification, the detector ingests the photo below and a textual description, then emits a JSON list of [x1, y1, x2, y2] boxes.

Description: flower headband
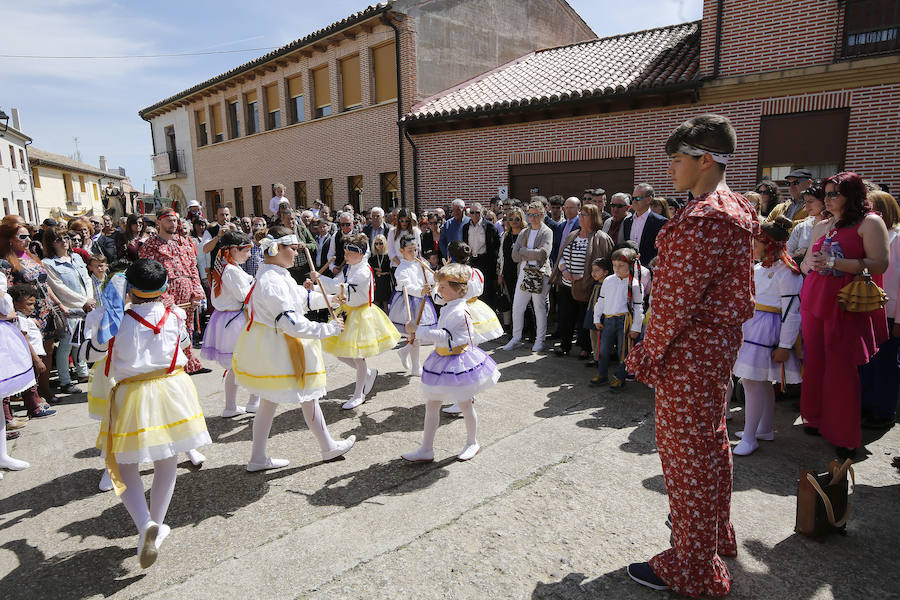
[[675, 142, 731, 165], [344, 243, 367, 254], [259, 234, 300, 256]]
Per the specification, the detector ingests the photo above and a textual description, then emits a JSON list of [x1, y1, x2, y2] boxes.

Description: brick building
[[139, 1, 595, 217], [403, 0, 900, 209]]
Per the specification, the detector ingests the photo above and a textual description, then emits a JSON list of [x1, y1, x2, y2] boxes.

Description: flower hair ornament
[[259, 234, 299, 256]]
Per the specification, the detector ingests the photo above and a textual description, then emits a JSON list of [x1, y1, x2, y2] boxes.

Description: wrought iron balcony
[[151, 149, 185, 178]]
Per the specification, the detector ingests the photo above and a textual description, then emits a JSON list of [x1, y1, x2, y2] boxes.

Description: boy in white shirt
[[10, 285, 56, 418], [592, 248, 644, 390]]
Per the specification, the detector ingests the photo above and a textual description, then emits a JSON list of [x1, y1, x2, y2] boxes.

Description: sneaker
[[590, 375, 608, 386], [342, 395, 366, 410], [502, 339, 523, 351], [625, 373, 636, 381], [221, 406, 247, 418], [138, 522, 159, 569], [532, 342, 545, 352], [28, 408, 56, 418], [6, 419, 27, 431], [584, 360, 598, 367], [58, 383, 81, 394], [247, 457, 289, 472], [322, 435, 356, 461], [609, 376, 625, 390], [627, 562, 668, 591], [457, 442, 480, 461], [735, 430, 774, 441], [442, 403, 462, 415], [189, 368, 212, 375]]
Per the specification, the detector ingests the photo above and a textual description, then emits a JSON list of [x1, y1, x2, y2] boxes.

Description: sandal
[[6, 430, 20, 440]]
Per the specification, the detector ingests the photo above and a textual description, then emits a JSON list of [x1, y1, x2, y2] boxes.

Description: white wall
[[0, 131, 37, 221], [150, 106, 197, 209]]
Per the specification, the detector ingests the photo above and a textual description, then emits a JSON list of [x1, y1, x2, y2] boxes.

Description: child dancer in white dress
[[316, 233, 401, 409], [402, 264, 500, 462], [0, 277, 31, 478], [201, 230, 260, 417], [232, 227, 355, 471], [388, 233, 437, 377], [731, 215, 803, 455], [83, 258, 212, 569]]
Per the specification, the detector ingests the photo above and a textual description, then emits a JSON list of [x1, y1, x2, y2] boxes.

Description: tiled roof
[[28, 147, 125, 179], [405, 20, 700, 122], [139, 3, 391, 118]]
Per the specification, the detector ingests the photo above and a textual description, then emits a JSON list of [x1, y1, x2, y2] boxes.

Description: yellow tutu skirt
[[467, 298, 503, 344], [87, 357, 114, 421], [233, 322, 328, 403], [323, 303, 401, 358], [96, 368, 211, 464]]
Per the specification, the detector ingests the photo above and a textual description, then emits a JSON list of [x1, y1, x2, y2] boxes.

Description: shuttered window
[[288, 76, 304, 123], [195, 109, 208, 146], [265, 84, 281, 129], [245, 90, 259, 135], [373, 42, 397, 103], [211, 103, 224, 142], [758, 109, 849, 180], [340, 54, 362, 110], [313, 66, 331, 117]]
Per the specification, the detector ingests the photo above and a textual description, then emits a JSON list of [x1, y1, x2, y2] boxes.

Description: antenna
[[72, 136, 82, 162]]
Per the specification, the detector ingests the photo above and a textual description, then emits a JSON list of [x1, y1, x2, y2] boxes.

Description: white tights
[[338, 357, 369, 398], [733, 379, 775, 455], [117, 456, 177, 533], [223, 369, 259, 413], [249, 398, 339, 464], [0, 418, 29, 474], [407, 340, 421, 373], [406, 398, 478, 460]]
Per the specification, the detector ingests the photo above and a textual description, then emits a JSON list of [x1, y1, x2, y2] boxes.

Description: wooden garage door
[[509, 157, 635, 202]]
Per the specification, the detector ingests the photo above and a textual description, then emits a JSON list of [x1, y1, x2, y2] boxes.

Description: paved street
[[1, 342, 898, 600]]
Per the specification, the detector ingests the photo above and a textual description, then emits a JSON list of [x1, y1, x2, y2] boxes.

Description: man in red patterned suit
[[139, 208, 209, 374], [625, 114, 756, 597]]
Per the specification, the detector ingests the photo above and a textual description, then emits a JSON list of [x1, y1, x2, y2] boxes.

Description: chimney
[[10, 108, 20, 131], [99, 155, 108, 172]]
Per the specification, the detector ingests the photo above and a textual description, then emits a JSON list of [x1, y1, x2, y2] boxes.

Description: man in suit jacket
[[327, 211, 357, 274], [439, 198, 470, 257], [362, 206, 392, 251], [623, 183, 668, 266], [552, 196, 581, 266], [601, 192, 631, 246], [462, 202, 501, 305]]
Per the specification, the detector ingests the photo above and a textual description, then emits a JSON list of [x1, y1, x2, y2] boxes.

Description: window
[[313, 66, 332, 118], [287, 76, 304, 124], [2, 198, 8, 216], [246, 90, 259, 135], [340, 54, 362, 111], [319, 178, 333, 208], [252, 185, 263, 215], [265, 85, 281, 130], [211, 103, 224, 143], [195, 110, 208, 146], [228, 99, 241, 138], [79, 175, 86, 193], [380, 172, 398, 209], [17, 199, 24, 218], [26, 200, 33, 222], [758, 109, 850, 182], [373, 42, 398, 103], [93, 182, 99, 202], [843, 0, 900, 58], [18, 149, 26, 172], [347, 175, 363, 212], [62, 173, 73, 203], [8, 145, 16, 169], [32, 167, 40, 189], [234, 187, 244, 216], [294, 181, 307, 207]]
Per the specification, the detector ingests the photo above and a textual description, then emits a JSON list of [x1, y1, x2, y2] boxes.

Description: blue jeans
[[55, 316, 88, 385], [597, 314, 626, 380]]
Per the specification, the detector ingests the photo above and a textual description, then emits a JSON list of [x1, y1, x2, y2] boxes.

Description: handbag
[[795, 459, 855, 540], [838, 268, 888, 312], [520, 266, 543, 294]]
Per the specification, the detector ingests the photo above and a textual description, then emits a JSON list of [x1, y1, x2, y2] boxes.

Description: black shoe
[[554, 348, 569, 357], [627, 562, 668, 591], [836, 446, 857, 461], [584, 360, 597, 367], [189, 367, 213, 376], [862, 416, 895, 430], [803, 426, 820, 436]]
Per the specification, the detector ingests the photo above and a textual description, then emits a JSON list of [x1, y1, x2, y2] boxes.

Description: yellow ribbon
[[754, 303, 780, 314], [436, 344, 468, 356]]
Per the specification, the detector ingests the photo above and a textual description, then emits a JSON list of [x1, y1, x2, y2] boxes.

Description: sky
[[0, 0, 702, 194]]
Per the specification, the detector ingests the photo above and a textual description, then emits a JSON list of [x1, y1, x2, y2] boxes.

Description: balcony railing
[[151, 149, 185, 177], [841, 0, 900, 59]]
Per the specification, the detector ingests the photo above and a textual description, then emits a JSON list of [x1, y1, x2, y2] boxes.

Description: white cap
[[188, 200, 201, 208]]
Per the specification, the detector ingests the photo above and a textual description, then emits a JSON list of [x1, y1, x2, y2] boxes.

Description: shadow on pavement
[[0, 468, 104, 532], [0, 538, 144, 599], [290, 457, 454, 509]]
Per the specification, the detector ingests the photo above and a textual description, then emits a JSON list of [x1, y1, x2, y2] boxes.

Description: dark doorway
[[509, 157, 635, 202]]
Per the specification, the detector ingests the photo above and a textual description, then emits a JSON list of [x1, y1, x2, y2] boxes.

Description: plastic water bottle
[[819, 237, 833, 276]]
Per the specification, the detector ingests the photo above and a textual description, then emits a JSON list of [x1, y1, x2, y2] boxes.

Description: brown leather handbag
[[795, 459, 855, 540], [838, 268, 888, 312]]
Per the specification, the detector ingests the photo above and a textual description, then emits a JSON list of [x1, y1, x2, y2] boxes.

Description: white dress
[[201, 263, 254, 368]]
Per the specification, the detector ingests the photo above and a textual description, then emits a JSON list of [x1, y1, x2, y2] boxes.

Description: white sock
[[757, 383, 776, 436], [246, 395, 260, 413], [224, 370, 241, 413], [118, 461, 151, 533], [404, 400, 441, 460], [99, 467, 113, 492], [301, 399, 337, 453], [410, 340, 421, 373], [249, 399, 278, 465], [742, 379, 773, 440], [0, 418, 29, 470], [338, 357, 368, 398], [459, 398, 479, 446], [149, 456, 177, 525]]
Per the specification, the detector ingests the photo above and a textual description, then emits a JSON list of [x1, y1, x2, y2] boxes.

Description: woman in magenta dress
[[799, 172, 890, 459]]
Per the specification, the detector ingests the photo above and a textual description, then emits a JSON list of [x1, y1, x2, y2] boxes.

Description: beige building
[[28, 147, 126, 220], [139, 1, 595, 217]]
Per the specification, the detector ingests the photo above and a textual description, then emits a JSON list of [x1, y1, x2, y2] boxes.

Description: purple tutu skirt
[[388, 292, 438, 334], [733, 310, 802, 383], [201, 309, 247, 369], [0, 320, 36, 398], [420, 346, 500, 403]]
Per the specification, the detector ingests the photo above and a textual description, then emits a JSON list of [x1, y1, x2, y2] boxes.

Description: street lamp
[[0, 109, 8, 134], [18, 178, 27, 192]]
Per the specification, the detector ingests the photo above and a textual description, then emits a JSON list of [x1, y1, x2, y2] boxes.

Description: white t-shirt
[[17, 312, 45, 356], [270, 195, 288, 216]]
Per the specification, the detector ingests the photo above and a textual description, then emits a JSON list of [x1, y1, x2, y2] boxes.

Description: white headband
[[259, 234, 300, 256], [676, 143, 731, 165]]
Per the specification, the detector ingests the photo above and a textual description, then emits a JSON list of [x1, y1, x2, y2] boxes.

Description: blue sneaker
[[30, 408, 57, 418], [627, 562, 669, 591]]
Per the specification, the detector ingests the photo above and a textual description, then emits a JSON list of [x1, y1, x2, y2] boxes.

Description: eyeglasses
[[340, 222, 353, 227], [787, 179, 810, 186], [428, 220, 438, 225], [525, 212, 542, 218], [824, 191, 841, 198], [16, 234, 30, 240], [470, 211, 481, 215], [610, 203, 629, 208]]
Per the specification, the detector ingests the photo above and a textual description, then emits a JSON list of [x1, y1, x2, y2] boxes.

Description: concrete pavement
[[1, 342, 898, 599]]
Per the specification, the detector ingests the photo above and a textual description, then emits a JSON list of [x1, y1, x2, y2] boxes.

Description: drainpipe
[[24, 138, 39, 221], [403, 125, 420, 215], [148, 120, 161, 202], [712, 0, 724, 79], [382, 13, 408, 209]]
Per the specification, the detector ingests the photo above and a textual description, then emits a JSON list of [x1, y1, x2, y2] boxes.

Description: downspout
[[24, 139, 39, 221], [383, 12, 408, 209], [403, 125, 420, 215], [148, 119, 160, 202], [712, 0, 724, 79]]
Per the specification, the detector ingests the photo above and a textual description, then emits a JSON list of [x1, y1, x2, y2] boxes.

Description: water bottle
[[819, 237, 833, 276]]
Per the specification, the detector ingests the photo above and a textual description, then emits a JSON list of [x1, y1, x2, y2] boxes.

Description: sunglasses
[[374, 242, 385, 246], [610, 203, 629, 208], [787, 179, 810, 186], [17, 234, 31, 240], [510, 217, 522, 222], [340, 222, 353, 227], [525, 213, 542, 217], [824, 191, 841, 198], [470, 211, 481, 215]]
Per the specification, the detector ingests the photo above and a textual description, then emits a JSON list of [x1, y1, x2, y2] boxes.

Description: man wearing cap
[[766, 168, 812, 225], [187, 199, 203, 221], [139, 208, 208, 374]]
